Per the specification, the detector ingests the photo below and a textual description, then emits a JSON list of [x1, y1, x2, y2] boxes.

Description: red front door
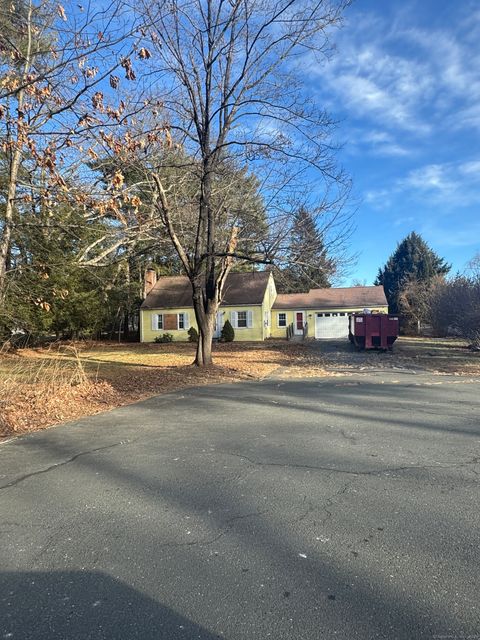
[[296, 312, 304, 330]]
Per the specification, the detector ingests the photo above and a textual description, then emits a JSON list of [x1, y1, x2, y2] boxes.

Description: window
[[178, 313, 185, 330], [237, 311, 247, 328], [157, 314, 163, 330], [278, 313, 287, 327]]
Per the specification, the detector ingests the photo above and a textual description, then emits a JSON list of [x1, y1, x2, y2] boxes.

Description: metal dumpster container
[[349, 313, 399, 350]]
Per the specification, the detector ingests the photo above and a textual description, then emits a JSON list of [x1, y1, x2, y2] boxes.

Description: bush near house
[[154, 333, 174, 343], [221, 320, 235, 342], [188, 327, 199, 343]]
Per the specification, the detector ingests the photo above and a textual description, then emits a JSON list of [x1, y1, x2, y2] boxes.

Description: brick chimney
[[144, 268, 157, 298]]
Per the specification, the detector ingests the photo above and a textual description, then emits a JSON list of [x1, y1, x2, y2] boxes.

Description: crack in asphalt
[[153, 509, 270, 549], [222, 451, 480, 479], [320, 480, 355, 526], [0, 440, 133, 491], [2, 441, 477, 496]]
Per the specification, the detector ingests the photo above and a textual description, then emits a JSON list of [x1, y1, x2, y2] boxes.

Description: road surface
[[1, 370, 479, 639]]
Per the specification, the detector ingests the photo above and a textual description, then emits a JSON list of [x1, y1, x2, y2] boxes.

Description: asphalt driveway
[[1, 370, 479, 639]]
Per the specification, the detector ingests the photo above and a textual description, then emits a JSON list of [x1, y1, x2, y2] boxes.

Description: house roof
[[272, 285, 388, 310], [141, 271, 271, 309]]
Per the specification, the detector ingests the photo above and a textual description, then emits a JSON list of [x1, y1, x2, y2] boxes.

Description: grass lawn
[[1, 337, 478, 439]]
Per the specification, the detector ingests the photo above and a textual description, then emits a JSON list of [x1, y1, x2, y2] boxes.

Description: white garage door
[[315, 313, 349, 339]]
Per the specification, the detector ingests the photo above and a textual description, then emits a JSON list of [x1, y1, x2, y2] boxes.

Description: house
[[140, 270, 388, 342], [140, 271, 276, 342]]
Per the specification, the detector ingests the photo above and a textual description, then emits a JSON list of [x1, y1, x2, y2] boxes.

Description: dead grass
[[0, 340, 325, 438], [394, 336, 480, 375]]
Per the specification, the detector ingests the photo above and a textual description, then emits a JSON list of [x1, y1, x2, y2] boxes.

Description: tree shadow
[[0, 570, 223, 640]]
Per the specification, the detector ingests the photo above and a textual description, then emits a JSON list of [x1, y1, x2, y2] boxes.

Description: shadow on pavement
[[0, 570, 222, 640]]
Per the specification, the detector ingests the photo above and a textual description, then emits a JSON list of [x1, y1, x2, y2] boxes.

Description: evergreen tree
[[375, 231, 450, 317], [277, 207, 334, 293]]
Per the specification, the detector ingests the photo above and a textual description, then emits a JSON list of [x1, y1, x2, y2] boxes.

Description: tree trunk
[[0, 2, 32, 304], [196, 319, 215, 366], [192, 290, 217, 366], [0, 120, 23, 304]]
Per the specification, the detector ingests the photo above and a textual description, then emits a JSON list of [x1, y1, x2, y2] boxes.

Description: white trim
[[214, 311, 224, 338]]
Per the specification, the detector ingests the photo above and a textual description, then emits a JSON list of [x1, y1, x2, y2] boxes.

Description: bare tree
[[134, 0, 351, 365]]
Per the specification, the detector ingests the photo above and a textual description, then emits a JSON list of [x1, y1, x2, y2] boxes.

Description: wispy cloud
[[304, 2, 480, 154], [366, 157, 480, 210]]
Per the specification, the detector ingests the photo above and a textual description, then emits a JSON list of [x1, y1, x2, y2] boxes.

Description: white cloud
[[366, 157, 480, 210], [360, 130, 412, 157], [460, 160, 480, 176], [401, 164, 457, 193], [304, 3, 480, 152]]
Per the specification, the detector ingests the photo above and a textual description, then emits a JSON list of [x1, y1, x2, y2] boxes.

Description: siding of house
[[270, 309, 294, 338], [220, 305, 264, 341], [260, 274, 277, 339], [141, 305, 265, 342], [141, 308, 196, 342]]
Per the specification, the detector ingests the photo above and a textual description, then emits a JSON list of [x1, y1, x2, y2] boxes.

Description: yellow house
[[140, 271, 277, 342], [140, 271, 388, 342]]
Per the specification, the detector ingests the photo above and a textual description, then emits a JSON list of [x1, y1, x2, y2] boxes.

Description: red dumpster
[[349, 313, 399, 350]]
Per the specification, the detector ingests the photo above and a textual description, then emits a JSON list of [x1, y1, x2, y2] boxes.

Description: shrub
[[221, 319, 235, 342], [187, 326, 199, 343], [154, 333, 173, 343]]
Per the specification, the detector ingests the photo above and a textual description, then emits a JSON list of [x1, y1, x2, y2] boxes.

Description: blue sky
[[306, 0, 480, 284]]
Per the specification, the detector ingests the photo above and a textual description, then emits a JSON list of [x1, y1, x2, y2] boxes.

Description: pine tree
[[278, 207, 333, 293], [375, 232, 450, 318]]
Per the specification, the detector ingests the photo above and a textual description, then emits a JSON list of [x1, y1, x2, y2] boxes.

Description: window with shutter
[[237, 311, 247, 328], [152, 314, 163, 330]]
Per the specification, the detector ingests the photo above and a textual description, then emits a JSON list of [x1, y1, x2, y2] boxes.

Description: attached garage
[[271, 285, 389, 341], [315, 313, 349, 339]]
